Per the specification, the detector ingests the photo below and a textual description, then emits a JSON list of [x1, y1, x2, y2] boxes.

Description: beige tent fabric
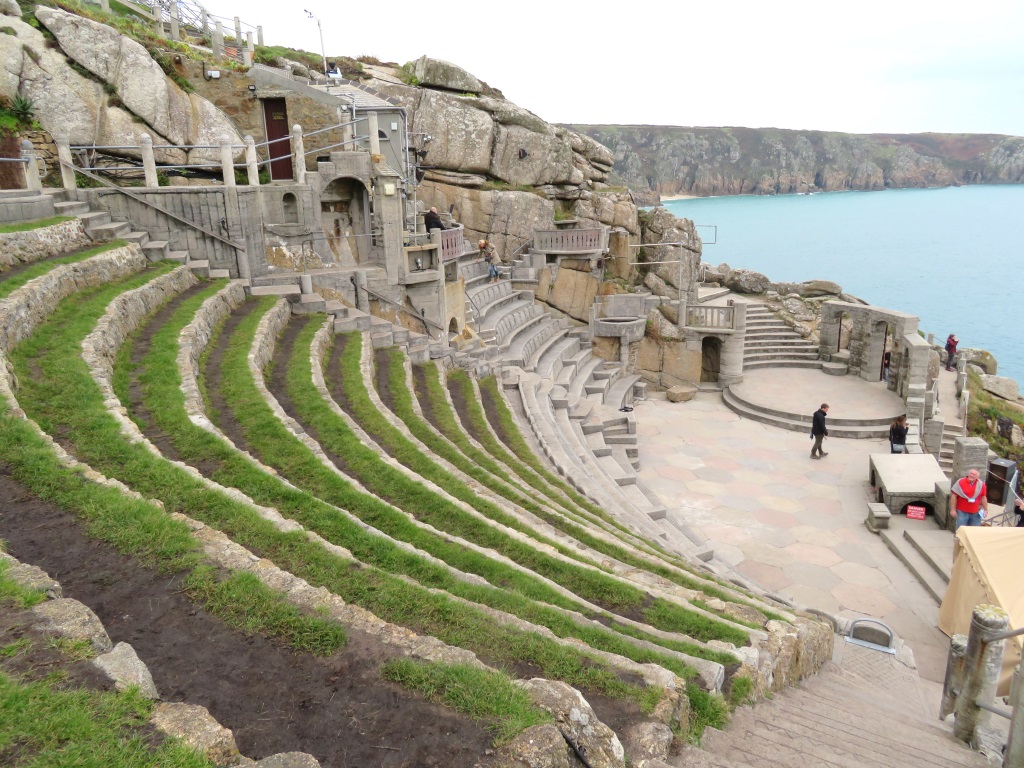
[[938, 527, 1024, 696]]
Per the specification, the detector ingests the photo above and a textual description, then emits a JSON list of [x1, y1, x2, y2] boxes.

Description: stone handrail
[[686, 305, 735, 330], [533, 228, 606, 253]]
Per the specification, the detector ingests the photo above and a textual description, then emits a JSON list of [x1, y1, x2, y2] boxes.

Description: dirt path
[[202, 297, 261, 455], [0, 466, 496, 767]]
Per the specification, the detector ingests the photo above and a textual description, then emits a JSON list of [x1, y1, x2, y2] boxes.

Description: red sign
[[906, 505, 927, 520]]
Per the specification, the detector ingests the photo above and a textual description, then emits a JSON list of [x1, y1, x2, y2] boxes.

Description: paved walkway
[[633, 367, 955, 683]]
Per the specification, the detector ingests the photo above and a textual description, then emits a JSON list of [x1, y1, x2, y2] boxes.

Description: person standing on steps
[[951, 468, 987, 530], [810, 403, 829, 459], [479, 239, 499, 283], [889, 415, 908, 454], [945, 334, 959, 371]]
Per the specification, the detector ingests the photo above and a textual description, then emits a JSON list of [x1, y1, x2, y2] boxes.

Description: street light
[[303, 9, 327, 78]]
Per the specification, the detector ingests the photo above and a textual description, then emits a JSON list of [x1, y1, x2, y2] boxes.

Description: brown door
[[262, 98, 292, 181]]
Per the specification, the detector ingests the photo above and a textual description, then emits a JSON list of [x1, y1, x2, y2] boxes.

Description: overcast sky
[[210, 0, 1024, 136]]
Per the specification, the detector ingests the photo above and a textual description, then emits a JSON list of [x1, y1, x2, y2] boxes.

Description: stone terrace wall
[[0, 218, 91, 269]]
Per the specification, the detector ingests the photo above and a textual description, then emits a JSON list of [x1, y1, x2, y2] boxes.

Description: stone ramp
[[676, 642, 989, 768]]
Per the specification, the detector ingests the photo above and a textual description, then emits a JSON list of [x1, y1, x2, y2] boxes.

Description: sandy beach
[[658, 193, 699, 201]]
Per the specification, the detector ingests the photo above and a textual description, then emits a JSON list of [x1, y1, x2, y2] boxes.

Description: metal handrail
[[63, 161, 245, 252], [361, 286, 443, 337]]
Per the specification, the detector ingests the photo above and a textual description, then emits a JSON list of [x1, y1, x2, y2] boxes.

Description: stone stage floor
[[728, 367, 907, 422], [631, 369, 959, 688]]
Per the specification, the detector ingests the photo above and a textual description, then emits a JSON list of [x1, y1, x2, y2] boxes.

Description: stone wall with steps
[[742, 303, 823, 371]]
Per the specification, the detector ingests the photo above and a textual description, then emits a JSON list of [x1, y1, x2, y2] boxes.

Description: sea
[[662, 185, 1024, 387]]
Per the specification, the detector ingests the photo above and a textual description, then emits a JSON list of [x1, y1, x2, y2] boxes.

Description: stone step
[[141, 240, 170, 261], [743, 350, 821, 362], [743, 359, 823, 371], [879, 526, 946, 604], [604, 374, 641, 410], [77, 210, 111, 228], [250, 284, 301, 297], [208, 269, 231, 279], [726, 387, 892, 427], [121, 230, 150, 247], [722, 388, 886, 438], [166, 251, 188, 264], [53, 200, 89, 216], [87, 221, 132, 241], [291, 293, 328, 314]]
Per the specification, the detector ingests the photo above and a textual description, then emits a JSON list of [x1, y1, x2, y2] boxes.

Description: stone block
[[667, 384, 697, 403], [31, 599, 112, 653], [866, 502, 891, 532], [980, 374, 1019, 401], [151, 703, 240, 765], [93, 642, 159, 699]]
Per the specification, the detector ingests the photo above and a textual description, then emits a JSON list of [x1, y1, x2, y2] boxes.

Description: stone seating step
[[879, 526, 945, 605], [743, 350, 820, 362], [291, 293, 328, 314], [208, 269, 231, 279], [726, 386, 892, 427], [187, 259, 211, 278], [722, 388, 887, 438], [480, 297, 531, 330], [530, 331, 575, 376], [568, 356, 604, 401], [604, 374, 641, 410], [166, 251, 188, 265], [122, 230, 150, 246], [584, 428, 612, 457]]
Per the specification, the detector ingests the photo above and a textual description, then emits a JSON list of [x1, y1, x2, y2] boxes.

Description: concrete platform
[[732, 368, 906, 425], [869, 453, 949, 515]]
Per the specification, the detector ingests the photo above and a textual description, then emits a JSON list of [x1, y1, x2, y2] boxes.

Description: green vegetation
[[0, 92, 38, 133], [965, 369, 1024, 496], [381, 658, 551, 745], [4, 269, 347, 656], [398, 62, 420, 86], [684, 683, 728, 744], [0, 670, 214, 767], [0, 216, 72, 235], [728, 676, 753, 708], [48, 637, 97, 661], [0, 241, 125, 300], [0, 556, 48, 609]]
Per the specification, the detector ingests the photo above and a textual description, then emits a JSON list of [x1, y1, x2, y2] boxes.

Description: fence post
[[213, 21, 224, 60], [19, 139, 41, 192], [290, 124, 305, 184], [256, 25, 263, 46], [169, 1, 180, 41], [367, 112, 381, 155], [139, 134, 159, 188], [940, 634, 968, 719], [55, 137, 77, 199], [233, 16, 242, 46], [200, 8, 208, 35], [244, 136, 259, 185], [99, 0, 109, 12], [1007, 664, 1024, 768], [152, 1, 162, 35], [220, 141, 236, 188], [954, 605, 1009, 745]]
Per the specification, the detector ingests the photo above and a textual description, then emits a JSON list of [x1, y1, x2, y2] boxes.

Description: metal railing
[[361, 286, 443, 338], [685, 305, 735, 330], [941, 604, 1023, 765], [533, 228, 606, 253]]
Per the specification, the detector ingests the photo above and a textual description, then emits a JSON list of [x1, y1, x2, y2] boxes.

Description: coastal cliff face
[[572, 125, 1024, 200]]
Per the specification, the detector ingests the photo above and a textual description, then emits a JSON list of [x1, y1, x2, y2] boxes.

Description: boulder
[[496, 723, 574, 768], [411, 55, 484, 94], [0, 553, 61, 598], [0, 0, 19, 16], [517, 679, 626, 768], [723, 268, 771, 295], [795, 279, 842, 297], [667, 384, 698, 403], [31, 598, 112, 653], [962, 347, 998, 374], [547, 267, 600, 322], [253, 754, 322, 768], [93, 642, 159, 699], [34, 7, 240, 163], [640, 207, 701, 300], [1012, 424, 1024, 448], [151, 702, 240, 765], [980, 374, 1019, 401]]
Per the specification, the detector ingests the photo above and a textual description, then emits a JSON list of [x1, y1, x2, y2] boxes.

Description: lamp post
[[303, 9, 327, 78]]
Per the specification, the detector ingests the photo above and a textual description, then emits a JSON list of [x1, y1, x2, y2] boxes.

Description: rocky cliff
[[572, 125, 1024, 200]]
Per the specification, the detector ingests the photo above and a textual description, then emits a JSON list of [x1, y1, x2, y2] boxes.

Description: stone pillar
[[152, 2, 162, 34], [934, 481, 953, 531], [220, 141, 236, 187], [951, 437, 988, 485], [233, 17, 242, 46], [140, 134, 159, 188], [954, 605, 1009, 745], [299, 274, 313, 293], [200, 8, 208, 35], [243, 136, 259, 185], [719, 315, 744, 387], [169, 1, 180, 41], [940, 634, 968, 720], [290, 125, 306, 183], [1006, 664, 1024, 768], [922, 419, 945, 455], [244, 31, 254, 66], [367, 112, 381, 156], [818, 306, 840, 358], [242, 48, 252, 67], [213, 21, 224, 60], [20, 140, 41, 192], [354, 270, 369, 312], [256, 25, 264, 46], [55, 137, 77, 199], [99, 0, 109, 12], [341, 107, 354, 149]]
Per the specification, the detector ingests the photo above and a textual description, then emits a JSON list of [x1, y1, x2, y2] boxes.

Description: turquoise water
[[663, 185, 1024, 386]]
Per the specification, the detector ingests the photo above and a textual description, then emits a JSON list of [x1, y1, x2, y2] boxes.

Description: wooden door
[[262, 98, 292, 181]]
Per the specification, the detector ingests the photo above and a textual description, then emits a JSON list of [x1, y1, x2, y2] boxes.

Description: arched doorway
[[866, 319, 890, 382], [320, 177, 368, 267], [701, 337, 721, 382]]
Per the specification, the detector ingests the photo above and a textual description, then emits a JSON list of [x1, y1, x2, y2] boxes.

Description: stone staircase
[[938, 422, 960, 476], [743, 303, 822, 370], [674, 645, 989, 768]]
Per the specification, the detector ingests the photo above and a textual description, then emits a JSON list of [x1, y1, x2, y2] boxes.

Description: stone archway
[[701, 337, 722, 382], [866, 319, 889, 382], [320, 177, 369, 267]]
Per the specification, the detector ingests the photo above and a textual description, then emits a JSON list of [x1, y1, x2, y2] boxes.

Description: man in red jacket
[[951, 469, 988, 530]]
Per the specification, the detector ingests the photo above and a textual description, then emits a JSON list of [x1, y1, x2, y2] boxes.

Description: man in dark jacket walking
[[811, 403, 829, 459]]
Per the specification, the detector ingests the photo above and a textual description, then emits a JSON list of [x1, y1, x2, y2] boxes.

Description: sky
[[208, 0, 1024, 136]]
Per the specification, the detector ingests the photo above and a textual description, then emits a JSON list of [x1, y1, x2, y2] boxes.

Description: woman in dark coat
[[945, 334, 958, 371], [889, 415, 908, 454]]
